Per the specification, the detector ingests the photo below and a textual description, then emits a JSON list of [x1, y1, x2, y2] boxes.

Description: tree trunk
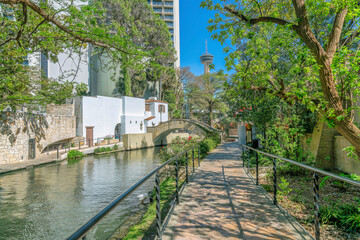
[[208, 105, 213, 127], [319, 62, 360, 156], [122, 53, 132, 97]]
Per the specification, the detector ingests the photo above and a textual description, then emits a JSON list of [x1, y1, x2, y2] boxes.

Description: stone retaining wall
[[0, 105, 76, 165], [122, 133, 154, 150]]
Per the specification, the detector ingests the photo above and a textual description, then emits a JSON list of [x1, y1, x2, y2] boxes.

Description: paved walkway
[[163, 142, 312, 240]]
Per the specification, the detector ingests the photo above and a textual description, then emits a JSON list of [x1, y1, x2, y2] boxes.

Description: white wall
[[121, 96, 146, 134], [82, 96, 122, 140], [145, 101, 168, 127]]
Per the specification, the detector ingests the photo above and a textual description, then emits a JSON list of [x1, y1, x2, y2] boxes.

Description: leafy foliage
[[185, 71, 228, 126], [67, 150, 84, 160], [201, 0, 360, 156], [320, 198, 360, 232], [0, 0, 175, 109]]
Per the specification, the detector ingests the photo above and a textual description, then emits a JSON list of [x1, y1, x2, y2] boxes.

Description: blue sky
[[179, 0, 228, 76]]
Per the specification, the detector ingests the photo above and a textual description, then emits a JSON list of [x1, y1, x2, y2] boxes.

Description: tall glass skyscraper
[[148, 0, 180, 68]]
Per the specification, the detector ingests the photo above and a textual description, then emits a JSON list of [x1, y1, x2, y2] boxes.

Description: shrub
[[67, 150, 84, 160], [158, 132, 221, 164], [158, 136, 200, 165], [278, 177, 292, 201], [320, 198, 360, 232], [113, 144, 119, 150]]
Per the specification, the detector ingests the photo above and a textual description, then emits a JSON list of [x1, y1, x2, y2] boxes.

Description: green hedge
[[94, 145, 119, 154], [67, 150, 84, 160]]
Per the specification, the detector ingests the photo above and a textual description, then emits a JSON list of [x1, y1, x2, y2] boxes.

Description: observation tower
[[200, 41, 214, 74]]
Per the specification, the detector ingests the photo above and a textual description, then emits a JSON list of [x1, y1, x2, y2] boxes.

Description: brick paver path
[[162, 142, 312, 240]]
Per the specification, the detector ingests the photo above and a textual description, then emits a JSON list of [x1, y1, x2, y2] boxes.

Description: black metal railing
[[241, 144, 360, 240], [67, 145, 201, 240]]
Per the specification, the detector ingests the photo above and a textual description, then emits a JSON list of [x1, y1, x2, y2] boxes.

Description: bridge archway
[[147, 119, 221, 146]]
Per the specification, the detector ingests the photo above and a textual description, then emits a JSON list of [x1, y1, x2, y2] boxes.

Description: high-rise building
[[148, 0, 180, 68]]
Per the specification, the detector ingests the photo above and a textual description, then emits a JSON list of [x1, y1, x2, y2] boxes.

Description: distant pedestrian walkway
[[162, 142, 311, 240], [0, 142, 122, 175]]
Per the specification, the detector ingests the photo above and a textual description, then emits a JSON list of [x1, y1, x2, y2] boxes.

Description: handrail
[[242, 144, 360, 187], [241, 143, 360, 240], [67, 145, 200, 240]]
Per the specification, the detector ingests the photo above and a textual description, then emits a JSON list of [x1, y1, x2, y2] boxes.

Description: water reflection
[[0, 147, 161, 240]]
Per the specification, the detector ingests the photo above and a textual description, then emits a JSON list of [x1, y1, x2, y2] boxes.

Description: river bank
[[0, 142, 122, 175]]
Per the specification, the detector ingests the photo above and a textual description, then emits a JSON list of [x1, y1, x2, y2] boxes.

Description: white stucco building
[[72, 96, 168, 143]]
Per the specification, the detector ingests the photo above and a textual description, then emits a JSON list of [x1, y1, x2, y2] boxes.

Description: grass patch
[[122, 177, 176, 240]]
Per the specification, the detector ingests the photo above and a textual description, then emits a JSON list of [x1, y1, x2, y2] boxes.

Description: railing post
[[313, 172, 320, 240], [256, 151, 259, 185], [198, 146, 200, 166], [57, 145, 59, 159], [155, 172, 162, 239], [185, 152, 188, 183], [79, 140, 81, 150], [247, 149, 250, 172], [175, 158, 179, 204], [192, 149, 195, 172], [273, 158, 277, 205], [242, 147, 245, 168]]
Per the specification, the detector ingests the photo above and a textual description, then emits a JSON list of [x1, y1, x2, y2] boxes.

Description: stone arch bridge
[[146, 119, 222, 146]]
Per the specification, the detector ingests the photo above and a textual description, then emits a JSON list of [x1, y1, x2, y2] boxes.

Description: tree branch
[[15, 3, 28, 47], [326, 7, 348, 62], [224, 6, 291, 26], [0, 0, 132, 55], [291, 0, 328, 63], [340, 29, 360, 47], [248, 85, 320, 106]]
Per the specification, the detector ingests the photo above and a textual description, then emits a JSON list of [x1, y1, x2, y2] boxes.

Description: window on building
[[164, 8, 173, 13], [158, 105, 165, 113], [165, 1, 173, 6], [145, 104, 150, 111], [153, 7, 162, 12]]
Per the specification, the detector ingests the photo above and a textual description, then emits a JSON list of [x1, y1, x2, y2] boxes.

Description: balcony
[[153, 7, 162, 13]]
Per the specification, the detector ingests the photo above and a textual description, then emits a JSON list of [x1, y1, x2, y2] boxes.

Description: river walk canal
[[0, 147, 161, 240]]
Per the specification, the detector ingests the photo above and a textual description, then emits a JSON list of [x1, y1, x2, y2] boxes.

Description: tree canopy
[[185, 71, 228, 126], [201, 0, 360, 155], [0, 0, 175, 110]]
